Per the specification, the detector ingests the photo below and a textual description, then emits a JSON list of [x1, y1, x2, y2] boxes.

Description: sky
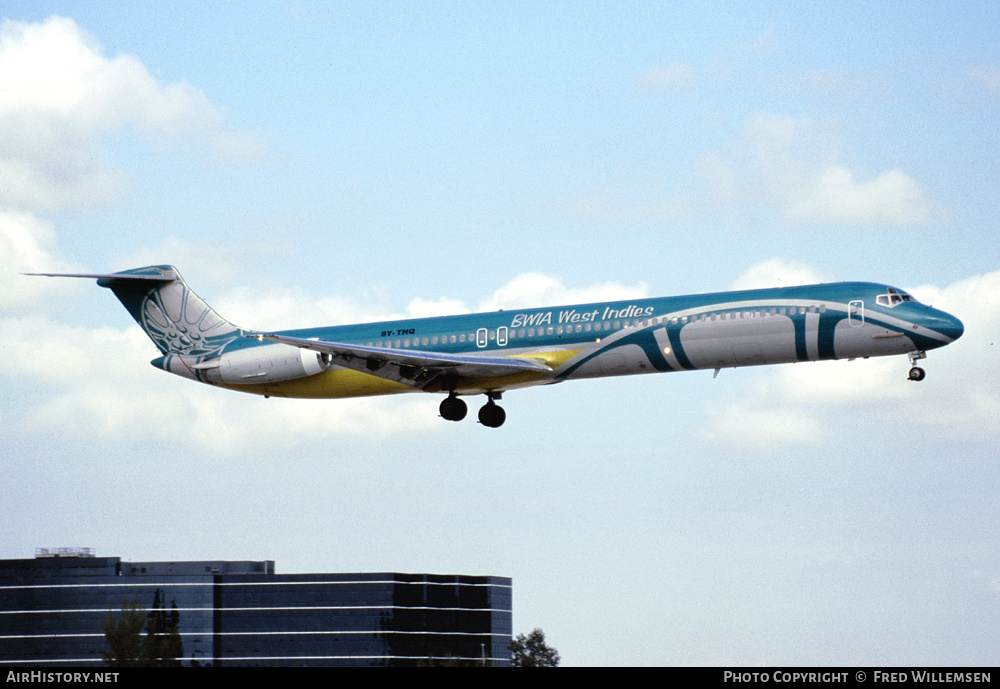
[[1, 1, 998, 667]]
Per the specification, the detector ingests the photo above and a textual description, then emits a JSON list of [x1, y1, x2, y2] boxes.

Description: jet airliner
[[30, 265, 964, 427]]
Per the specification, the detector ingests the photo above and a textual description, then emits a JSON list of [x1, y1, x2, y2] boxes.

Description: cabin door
[[848, 300, 865, 327]]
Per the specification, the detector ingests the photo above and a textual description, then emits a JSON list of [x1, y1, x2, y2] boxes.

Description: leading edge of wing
[[247, 332, 553, 389]]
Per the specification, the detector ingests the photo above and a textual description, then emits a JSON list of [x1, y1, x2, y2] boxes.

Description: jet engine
[[151, 345, 328, 384]]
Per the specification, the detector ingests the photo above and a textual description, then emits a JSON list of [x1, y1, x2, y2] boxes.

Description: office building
[[0, 549, 511, 666]]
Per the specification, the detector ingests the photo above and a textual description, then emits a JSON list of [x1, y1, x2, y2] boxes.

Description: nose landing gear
[[908, 350, 927, 381]]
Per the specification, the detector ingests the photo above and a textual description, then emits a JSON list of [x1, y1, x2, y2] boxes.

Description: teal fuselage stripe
[[668, 326, 694, 370], [793, 314, 808, 362], [556, 317, 707, 379], [817, 312, 839, 360]]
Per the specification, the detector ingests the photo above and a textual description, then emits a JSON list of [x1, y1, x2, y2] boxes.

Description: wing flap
[[248, 332, 552, 390]]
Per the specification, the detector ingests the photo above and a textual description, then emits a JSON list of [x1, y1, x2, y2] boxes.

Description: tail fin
[[28, 265, 241, 355], [97, 265, 241, 355]]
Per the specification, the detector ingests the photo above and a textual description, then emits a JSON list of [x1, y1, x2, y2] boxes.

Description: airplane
[[28, 265, 964, 428]]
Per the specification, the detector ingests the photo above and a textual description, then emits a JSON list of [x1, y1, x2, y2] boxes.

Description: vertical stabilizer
[[95, 265, 241, 355]]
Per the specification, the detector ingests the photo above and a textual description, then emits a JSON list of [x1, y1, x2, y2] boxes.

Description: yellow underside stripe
[[211, 349, 582, 399]]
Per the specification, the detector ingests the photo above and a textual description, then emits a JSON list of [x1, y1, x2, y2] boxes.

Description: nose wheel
[[908, 350, 927, 381]]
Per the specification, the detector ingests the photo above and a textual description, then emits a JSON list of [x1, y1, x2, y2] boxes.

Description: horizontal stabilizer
[[23, 271, 174, 282], [27, 266, 241, 356]]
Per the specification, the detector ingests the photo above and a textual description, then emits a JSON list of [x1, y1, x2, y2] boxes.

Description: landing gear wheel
[[908, 366, 926, 381], [478, 401, 506, 428], [439, 395, 467, 421]]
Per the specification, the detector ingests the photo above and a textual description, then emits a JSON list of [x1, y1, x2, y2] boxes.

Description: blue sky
[[1, 2, 998, 666]]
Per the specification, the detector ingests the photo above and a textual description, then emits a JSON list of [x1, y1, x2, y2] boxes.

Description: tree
[[510, 628, 560, 667], [101, 599, 146, 667], [101, 591, 183, 667], [140, 590, 183, 666]]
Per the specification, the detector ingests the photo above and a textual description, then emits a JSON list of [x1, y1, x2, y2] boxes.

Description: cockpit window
[[876, 287, 916, 308]]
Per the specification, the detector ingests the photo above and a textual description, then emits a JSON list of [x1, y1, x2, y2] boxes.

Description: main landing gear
[[908, 350, 927, 381], [439, 392, 506, 428]]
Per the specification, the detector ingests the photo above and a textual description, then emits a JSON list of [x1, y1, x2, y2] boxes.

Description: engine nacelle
[[151, 345, 326, 384], [206, 345, 326, 384]]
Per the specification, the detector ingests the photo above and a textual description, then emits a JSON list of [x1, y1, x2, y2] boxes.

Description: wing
[[248, 332, 553, 391]]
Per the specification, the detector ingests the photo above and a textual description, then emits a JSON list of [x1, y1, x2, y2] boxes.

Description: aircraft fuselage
[[29, 266, 964, 428], [175, 281, 962, 399]]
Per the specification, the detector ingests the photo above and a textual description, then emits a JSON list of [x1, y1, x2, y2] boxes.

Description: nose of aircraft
[[936, 309, 965, 342]]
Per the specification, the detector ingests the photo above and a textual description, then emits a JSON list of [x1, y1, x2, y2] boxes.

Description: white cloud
[[968, 64, 1000, 96], [728, 258, 829, 290], [214, 272, 650, 331], [216, 285, 393, 331], [1, 271, 649, 452], [478, 273, 649, 311], [405, 296, 471, 319], [697, 113, 932, 226], [0, 314, 442, 454], [789, 166, 929, 225], [0, 15, 264, 212], [0, 210, 82, 313], [636, 62, 694, 92], [700, 263, 1000, 450]]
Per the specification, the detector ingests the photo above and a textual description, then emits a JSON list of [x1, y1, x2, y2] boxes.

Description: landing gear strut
[[908, 350, 927, 382]]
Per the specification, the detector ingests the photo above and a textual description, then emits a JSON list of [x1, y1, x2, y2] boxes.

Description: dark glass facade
[[0, 555, 511, 667]]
